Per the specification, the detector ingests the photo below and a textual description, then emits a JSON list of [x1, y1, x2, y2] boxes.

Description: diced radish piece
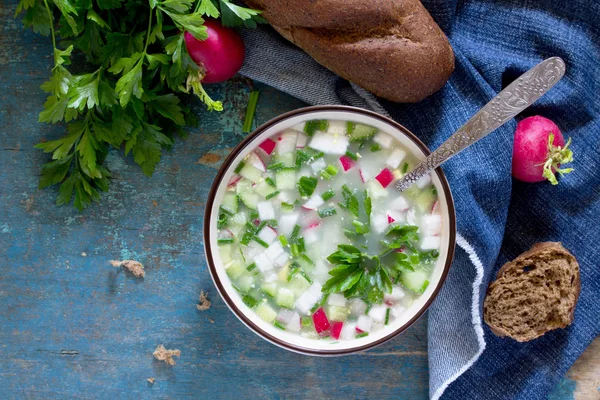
[[310, 158, 327, 173], [406, 209, 416, 225], [296, 283, 323, 314], [312, 307, 331, 335], [357, 315, 373, 332], [328, 293, 347, 307], [431, 201, 441, 214], [373, 132, 393, 149], [303, 194, 324, 210], [384, 287, 406, 303], [375, 168, 394, 188], [259, 138, 276, 155], [257, 226, 277, 245], [308, 132, 349, 155], [331, 322, 344, 340], [327, 120, 347, 135], [254, 253, 274, 272], [296, 133, 307, 148], [303, 228, 320, 245], [391, 305, 406, 319], [273, 251, 289, 267], [350, 299, 367, 315], [265, 241, 285, 261], [278, 213, 299, 236], [339, 155, 355, 172], [276, 130, 297, 154], [421, 214, 442, 236], [277, 309, 295, 324], [415, 174, 432, 189], [257, 201, 275, 221], [243, 241, 263, 260], [387, 210, 405, 224], [390, 196, 409, 211], [247, 151, 266, 172], [386, 148, 406, 169], [306, 220, 321, 229], [287, 312, 302, 332], [298, 167, 312, 179], [227, 175, 241, 187], [368, 305, 387, 323], [277, 190, 294, 204], [421, 236, 441, 250], [372, 214, 388, 234], [340, 322, 357, 340], [359, 169, 370, 183], [264, 273, 277, 282], [291, 122, 305, 132]]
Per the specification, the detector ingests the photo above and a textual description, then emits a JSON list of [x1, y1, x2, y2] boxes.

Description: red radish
[[227, 175, 241, 187], [339, 155, 355, 172], [331, 322, 344, 340], [387, 215, 395, 224], [431, 201, 440, 214], [512, 116, 574, 184], [184, 20, 244, 84], [359, 169, 369, 183], [307, 221, 321, 229], [259, 138, 276, 155], [247, 152, 266, 172], [355, 327, 364, 333], [375, 168, 394, 188], [312, 307, 331, 335]]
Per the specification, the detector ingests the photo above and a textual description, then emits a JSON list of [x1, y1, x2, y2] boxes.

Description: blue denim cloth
[[239, 0, 600, 398]]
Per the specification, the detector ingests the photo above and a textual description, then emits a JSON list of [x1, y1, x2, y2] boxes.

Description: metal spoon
[[394, 57, 566, 192]]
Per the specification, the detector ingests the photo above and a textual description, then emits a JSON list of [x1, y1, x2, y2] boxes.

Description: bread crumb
[[81, 252, 87, 257], [147, 377, 155, 384], [196, 291, 211, 311], [152, 200, 158, 207], [153, 345, 180, 366], [209, 318, 215, 324], [110, 259, 145, 278]]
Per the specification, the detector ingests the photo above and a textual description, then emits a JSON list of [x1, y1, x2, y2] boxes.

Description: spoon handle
[[394, 57, 566, 192]]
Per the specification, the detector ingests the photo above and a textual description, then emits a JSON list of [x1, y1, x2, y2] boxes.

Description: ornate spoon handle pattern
[[394, 57, 566, 192]]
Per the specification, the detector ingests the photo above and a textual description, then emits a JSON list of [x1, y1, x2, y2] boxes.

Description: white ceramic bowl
[[204, 106, 456, 355]]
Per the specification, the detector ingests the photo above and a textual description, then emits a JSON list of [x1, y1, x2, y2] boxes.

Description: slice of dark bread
[[483, 242, 580, 342]]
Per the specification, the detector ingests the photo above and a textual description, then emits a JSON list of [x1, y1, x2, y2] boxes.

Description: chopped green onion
[[290, 243, 300, 258], [321, 189, 335, 201], [217, 212, 228, 229], [301, 316, 312, 327], [370, 143, 382, 152], [320, 164, 339, 180], [290, 224, 301, 242], [253, 236, 269, 248], [273, 321, 286, 330], [246, 262, 257, 272], [265, 177, 276, 187], [365, 304, 372, 315], [242, 90, 260, 134], [295, 150, 312, 169], [249, 211, 259, 221], [297, 237, 305, 253], [242, 294, 259, 308], [299, 271, 313, 284], [231, 284, 245, 294], [385, 308, 391, 325], [297, 176, 318, 197], [219, 205, 234, 216], [287, 264, 300, 281], [240, 231, 253, 246], [356, 332, 369, 338], [304, 120, 329, 137], [266, 219, 277, 228], [266, 190, 280, 200], [267, 162, 285, 171], [217, 238, 235, 245], [402, 163, 409, 174], [318, 207, 337, 218], [278, 235, 288, 247], [345, 150, 359, 161], [300, 253, 313, 266], [234, 161, 245, 174], [281, 202, 294, 211], [256, 220, 267, 232], [431, 186, 438, 196]]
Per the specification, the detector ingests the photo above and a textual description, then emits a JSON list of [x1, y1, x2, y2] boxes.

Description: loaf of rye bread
[[483, 242, 580, 342], [244, 0, 455, 103]]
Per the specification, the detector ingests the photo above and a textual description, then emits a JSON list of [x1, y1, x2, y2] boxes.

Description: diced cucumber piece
[[229, 211, 248, 226], [237, 273, 254, 293], [403, 182, 421, 199], [399, 269, 430, 294], [221, 193, 238, 214], [366, 179, 389, 199], [236, 179, 260, 209], [226, 261, 245, 280], [219, 244, 232, 264], [276, 288, 295, 309], [255, 180, 277, 198], [415, 189, 436, 213], [274, 152, 295, 168], [255, 302, 277, 322], [347, 122, 377, 142], [261, 282, 278, 298], [275, 168, 296, 191], [289, 273, 311, 296], [239, 163, 263, 183], [327, 305, 351, 321], [278, 263, 291, 282]]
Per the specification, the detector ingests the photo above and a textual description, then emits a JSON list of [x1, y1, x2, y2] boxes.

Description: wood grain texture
[[567, 337, 600, 399], [0, 2, 429, 398]]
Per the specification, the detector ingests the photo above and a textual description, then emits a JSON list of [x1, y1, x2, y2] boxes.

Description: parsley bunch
[[16, 0, 263, 210]]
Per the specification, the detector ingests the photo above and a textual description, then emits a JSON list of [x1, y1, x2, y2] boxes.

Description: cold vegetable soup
[[215, 119, 442, 341]]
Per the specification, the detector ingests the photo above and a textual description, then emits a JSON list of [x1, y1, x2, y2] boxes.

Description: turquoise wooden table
[[0, 3, 431, 398]]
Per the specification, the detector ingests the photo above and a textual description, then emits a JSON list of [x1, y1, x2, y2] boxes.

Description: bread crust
[[483, 242, 580, 342], [245, 0, 455, 103]]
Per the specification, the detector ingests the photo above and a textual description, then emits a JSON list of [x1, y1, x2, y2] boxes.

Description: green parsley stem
[[243, 90, 260, 133], [42, 0, 57, 55]]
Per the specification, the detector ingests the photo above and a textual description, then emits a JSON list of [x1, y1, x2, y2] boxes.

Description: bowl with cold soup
[[204, 106, 456, 355]]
